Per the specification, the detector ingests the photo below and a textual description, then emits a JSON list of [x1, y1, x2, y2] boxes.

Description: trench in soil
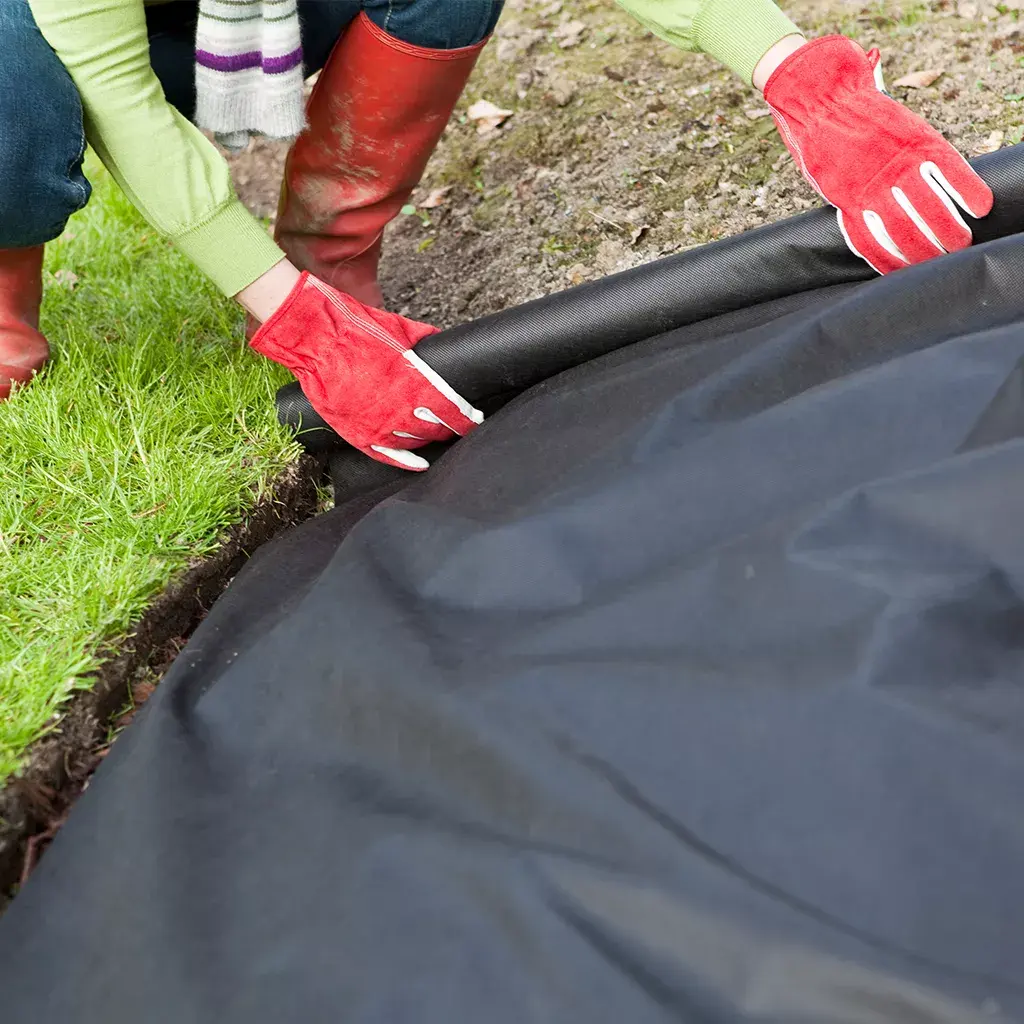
[[0, 458, 321, 908]]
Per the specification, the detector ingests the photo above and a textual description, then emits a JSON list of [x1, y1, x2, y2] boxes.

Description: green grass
[[0, 161, 300, 782]]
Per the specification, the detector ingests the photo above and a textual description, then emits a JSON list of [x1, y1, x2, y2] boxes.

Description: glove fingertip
[[450, 405, 485, 435], [931, 158, 995, 219], [973, 184, 995, 218], [445, 404, 484, 433], [837, 210, 893, 275], [957, 175, 994, 219], [370, 445, 430, 471]]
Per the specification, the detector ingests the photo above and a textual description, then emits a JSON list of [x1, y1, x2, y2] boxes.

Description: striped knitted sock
[[194, 0, 307, 151]]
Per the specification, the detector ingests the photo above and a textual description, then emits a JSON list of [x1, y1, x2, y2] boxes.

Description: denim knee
[[366, 0, 504, 50], [0, 0, 91, 248]]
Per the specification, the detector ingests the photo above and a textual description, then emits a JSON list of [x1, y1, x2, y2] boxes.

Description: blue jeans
[[0, 0, 91, 248], [0, 0, 503, 249]]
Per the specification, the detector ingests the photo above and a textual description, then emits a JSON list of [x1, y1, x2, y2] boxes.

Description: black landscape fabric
[[4, 149, 1024, 1022]]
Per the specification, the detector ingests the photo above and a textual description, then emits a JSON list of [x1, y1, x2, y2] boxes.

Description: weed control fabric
[[4, 148, 1024, 1023]]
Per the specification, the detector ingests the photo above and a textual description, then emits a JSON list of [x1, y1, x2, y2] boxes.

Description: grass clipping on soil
[[0, 162, 299, 782]]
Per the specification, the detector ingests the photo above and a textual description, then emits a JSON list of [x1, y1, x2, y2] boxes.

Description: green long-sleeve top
[[27, 0, 801, 297]]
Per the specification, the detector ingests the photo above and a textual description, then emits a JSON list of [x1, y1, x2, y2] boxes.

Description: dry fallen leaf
[[466, 99, 509, 120], [554, 19, 586, 48], [466, 98, 514, 134], [892, 69, 944, 89], [51, 269, 79, 290], [420, 186, 452, 209], [565, 263, 587, 287], [981, 129, 1005, 153]]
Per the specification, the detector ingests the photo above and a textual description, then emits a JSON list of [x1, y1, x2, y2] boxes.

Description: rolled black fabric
[[276, 144, 1024, 493]]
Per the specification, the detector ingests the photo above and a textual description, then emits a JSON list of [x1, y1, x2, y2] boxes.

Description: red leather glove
[[763, 35, 993, 274], [250, 272, 483, 471]]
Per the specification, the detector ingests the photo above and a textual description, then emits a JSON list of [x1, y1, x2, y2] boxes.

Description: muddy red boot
[[0, 246, 49, 401], [274, 12, 490, 308]]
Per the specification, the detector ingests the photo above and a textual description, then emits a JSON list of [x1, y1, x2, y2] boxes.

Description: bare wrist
[[753, 34, 808, 92], [235, 258, 302, 325]]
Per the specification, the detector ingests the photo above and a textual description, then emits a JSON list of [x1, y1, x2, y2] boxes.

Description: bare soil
[[228, 0, 1022, 326]]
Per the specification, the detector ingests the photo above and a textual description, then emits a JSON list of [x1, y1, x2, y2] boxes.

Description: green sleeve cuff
[[693, 0, 803, 84], [172, 199, 286, 296]]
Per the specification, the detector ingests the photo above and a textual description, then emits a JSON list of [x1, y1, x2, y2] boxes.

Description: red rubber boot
[[0, 246, 49, 402], [274, 12, 490, 307]]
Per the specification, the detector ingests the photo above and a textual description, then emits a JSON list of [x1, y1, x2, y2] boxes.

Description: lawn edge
[[0, 456, 321, 904]]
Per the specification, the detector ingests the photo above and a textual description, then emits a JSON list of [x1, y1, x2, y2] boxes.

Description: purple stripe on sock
[[196, 48, 303, 74], [196, 49, 261, 72], [262, 49, 303, 74]]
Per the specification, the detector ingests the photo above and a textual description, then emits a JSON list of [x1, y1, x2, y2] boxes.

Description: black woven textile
[[4, 149, 1024, 1024]]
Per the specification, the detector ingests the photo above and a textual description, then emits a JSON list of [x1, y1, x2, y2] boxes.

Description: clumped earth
[[230, 0, 1024, 326]]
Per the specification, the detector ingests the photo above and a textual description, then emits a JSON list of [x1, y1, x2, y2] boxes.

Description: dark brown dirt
[[227, 0, 1019, 326], [0, 458, 321, 906]]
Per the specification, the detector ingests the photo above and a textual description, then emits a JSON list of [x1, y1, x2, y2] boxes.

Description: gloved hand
[[763, 35, 993, 274], [250, 272, 483, 470]]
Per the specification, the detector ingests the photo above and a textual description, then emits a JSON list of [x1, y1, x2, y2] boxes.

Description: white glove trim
[[892, 186, 946, 255], [863, 210, 909, 265], [371, 446, 430, 470], [404, 351, 484, 425], [921, 160, 979, 226]]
